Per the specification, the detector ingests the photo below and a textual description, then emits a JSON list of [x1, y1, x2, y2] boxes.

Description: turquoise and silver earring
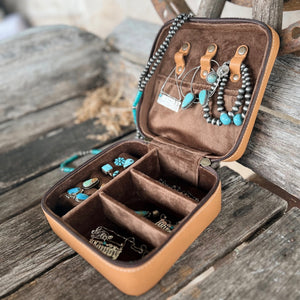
[[180, 66, 201, 109]]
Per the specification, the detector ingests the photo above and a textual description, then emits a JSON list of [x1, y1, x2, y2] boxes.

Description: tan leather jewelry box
[[42, 17, 279, 296]]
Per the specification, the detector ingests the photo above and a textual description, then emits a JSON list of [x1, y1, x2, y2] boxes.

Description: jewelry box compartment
[[45, 140, 149, 217], [62, 192, 160, 262], [101, 148, 218, 234]]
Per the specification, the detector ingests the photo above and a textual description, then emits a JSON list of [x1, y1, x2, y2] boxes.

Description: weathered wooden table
[[0, 19, 299, 299]]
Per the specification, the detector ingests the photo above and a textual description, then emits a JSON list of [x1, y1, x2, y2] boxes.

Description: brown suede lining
[[45, 141, 217, 261], [43, 19, 272, 263], [138, 20, 270, 158]]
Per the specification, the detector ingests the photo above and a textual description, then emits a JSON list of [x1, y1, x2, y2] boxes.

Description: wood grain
[[0, 25, 105, 123], [0, 118, 135, 195], [171, 208, 300, 300], [252, 0, 283, 32], [0, 132, 135, 224], [196, 0, 226, 18], [3, 167, 287, 299], [239, 109, 300, 198], [0, 205, 75, 298], [0, 97, 84, 154], [106, 18, 160, 66], [262, 55, 300, 121]]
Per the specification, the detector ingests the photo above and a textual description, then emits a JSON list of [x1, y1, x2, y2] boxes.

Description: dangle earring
[[157, 42, 191, 112], [180, 65, 201, 109]]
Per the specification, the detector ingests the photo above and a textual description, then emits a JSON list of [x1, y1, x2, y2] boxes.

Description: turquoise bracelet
[[60, 149, 102, 173]]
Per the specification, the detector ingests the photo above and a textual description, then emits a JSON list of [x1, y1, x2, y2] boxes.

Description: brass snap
[[203, 70, 208, 76], [238, 46, 247, 55], [207, 44, 215, 53], [182, 42, 189, 51]]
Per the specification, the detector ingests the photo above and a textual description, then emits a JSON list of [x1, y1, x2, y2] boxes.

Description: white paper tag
[[157, 93, 181, 112]]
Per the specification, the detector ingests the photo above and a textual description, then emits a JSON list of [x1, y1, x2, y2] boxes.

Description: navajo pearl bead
[[243, 106, 248, 111], [206, 117, 212, 123], [217, 107, 224, 112], [237, 95, 243, 100], [211, 118, 217, 125], [216, 120, 222, 126], [228, 111, 234, 117], [232, 106, 239, 112], [245, 100, 250, 105], [242, 113, 246, 118], [238, 88, 245, 94], [217, 100, 224, 105], [203, 113, 210, 118], [235, 100, 242, 106], [246, 87, 252, 92]]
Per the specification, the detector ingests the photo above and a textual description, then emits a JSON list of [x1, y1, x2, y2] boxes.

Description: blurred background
[[0, 0, 299, 40]]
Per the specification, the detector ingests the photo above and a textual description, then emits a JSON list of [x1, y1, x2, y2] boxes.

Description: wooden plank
[[0, 205, 75, 298], [151, 0, 191, 23], [0, 118, 135, 195], [4, 167, 287, 299], [0, 25, 105, 123], [252, 0, 283, 32], [239, 109, 300, 198], [106, 18, 160, 65], [262, 55, 300, 120], [196, 0, 226, 18], [171, 208, 300, 300], [0, 132, 135, 224], [0, 97, 83, 154]]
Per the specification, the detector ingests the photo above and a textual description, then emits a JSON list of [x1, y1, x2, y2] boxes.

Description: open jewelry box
[[42, 17, 279, 295]]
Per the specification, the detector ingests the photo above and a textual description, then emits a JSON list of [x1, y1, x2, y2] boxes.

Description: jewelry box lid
[[135, 17, 279, 163]]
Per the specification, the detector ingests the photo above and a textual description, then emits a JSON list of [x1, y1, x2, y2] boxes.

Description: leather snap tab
[[200, 43, 218, 79], [229, 45, 248, 82], [174, 41, 191, 76]]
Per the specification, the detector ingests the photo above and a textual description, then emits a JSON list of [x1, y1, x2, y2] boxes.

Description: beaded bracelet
[[60, 149, 102, 172]]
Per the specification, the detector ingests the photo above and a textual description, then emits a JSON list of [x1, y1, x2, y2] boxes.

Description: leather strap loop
[[200, 43, 218, 79], [174, 42, 191, 76], [229, 45, 248, 82]]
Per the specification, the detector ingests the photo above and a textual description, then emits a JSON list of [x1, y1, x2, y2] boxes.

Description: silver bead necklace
[[199, 62, 253, 126], [132, 13, 193, 136]]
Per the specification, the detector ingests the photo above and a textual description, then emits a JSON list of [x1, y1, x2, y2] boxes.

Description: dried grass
[[75, 82, 134, 141]]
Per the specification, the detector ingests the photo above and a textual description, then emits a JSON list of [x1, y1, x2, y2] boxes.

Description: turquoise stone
[[199, 90, 208, 106], [206, 72, 218, 84], [101, 163, 113, 174], [123, 158, 134, 168], [83, 178, 99, 189], [233, 114, 243, 126], [133, 90, 143, 107], [112, 170, 119, 177], [132, 108, 137, 125], [75, 193, 89, 201], [67, 187, 81, 195], [114, 157, 125, 166], [135, 210, 149, 217], [220, 112, 231, 125], [181, 92, 194, 109]]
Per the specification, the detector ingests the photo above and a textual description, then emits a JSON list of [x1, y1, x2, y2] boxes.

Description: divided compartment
[[62, 192, 167, 262], [101, 150, 212, 232], [47, 140, 149, 217]]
